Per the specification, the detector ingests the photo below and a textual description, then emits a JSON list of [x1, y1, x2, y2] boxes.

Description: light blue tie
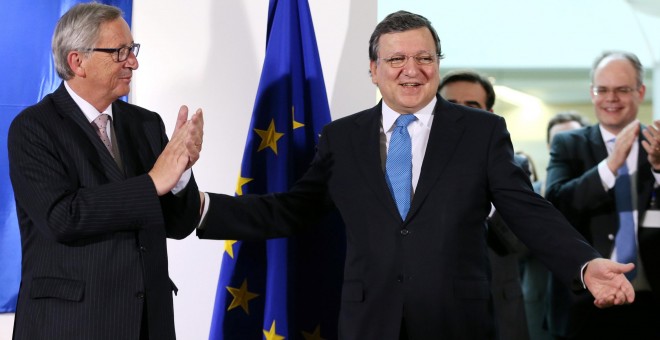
[[386, 114, 417, 219], [614, 160, 638, 280]]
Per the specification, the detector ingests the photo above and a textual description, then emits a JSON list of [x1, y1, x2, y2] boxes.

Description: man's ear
[[67, 51, 86, 77]]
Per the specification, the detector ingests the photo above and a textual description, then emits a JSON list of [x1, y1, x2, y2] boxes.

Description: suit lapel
[[587, 125, 608, 163], [51, 84, 125, 182], [112, 103, 145, 178], [351, 102, 402, 221], [408, 97, 465, 219]]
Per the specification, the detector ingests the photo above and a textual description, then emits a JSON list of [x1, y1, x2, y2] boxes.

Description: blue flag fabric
[[209, 0, 345, 339], [0, 0, 132, 313]]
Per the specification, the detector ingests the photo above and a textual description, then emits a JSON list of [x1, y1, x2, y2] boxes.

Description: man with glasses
[[8, 3, 203, 340], [198, 11, 635, 339], [545, 51, 660, 339]]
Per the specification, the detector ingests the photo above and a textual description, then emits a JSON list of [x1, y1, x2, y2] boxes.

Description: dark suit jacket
[[199, 97, 599, 340], [8, 83, 200, 340], [545, 124, 660, 337]]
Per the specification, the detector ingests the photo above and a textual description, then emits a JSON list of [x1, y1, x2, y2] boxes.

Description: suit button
[[608, 234, 615, 241], [136, 292, 145, 299], [139, 246, 147, 252], [400, 229, 410, 236], [397, 275, 404, 283]]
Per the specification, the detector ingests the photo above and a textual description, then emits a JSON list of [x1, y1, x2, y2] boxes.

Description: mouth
[[602, 106, 623, 113], [400, 83, 421, 88]]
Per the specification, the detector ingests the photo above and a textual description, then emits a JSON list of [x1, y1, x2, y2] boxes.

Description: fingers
[[176, 105, 189, 130]]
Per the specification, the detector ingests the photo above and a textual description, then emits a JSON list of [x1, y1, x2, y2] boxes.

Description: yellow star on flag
[[302, 325, 325, 340], [263, 321, 285, 340], [292, 106, 304, 130], [254, 119, 284, 154], [236, 176, 253, 196], [226, 279, 259, 314], [224, 240, 237, 259]]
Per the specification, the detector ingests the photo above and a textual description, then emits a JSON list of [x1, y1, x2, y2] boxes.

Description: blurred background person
[[521, 111, 587, 340], [545, 51, 660, 339]]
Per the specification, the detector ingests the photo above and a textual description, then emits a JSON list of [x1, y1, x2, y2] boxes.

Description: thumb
[[617, 262, 635, 274]]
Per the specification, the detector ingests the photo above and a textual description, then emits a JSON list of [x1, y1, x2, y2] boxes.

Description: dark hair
[[515, 151, 538, 183], [369, 11, 444, 62], [546, 111, 588, 144], [438, 70, 495, 111], [590, 51, 644, 87]]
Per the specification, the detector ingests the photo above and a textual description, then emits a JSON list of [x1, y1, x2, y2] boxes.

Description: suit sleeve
[[545, 133, 611, 217], [486, 117, 599, 289], [198, 127, 334, 241]]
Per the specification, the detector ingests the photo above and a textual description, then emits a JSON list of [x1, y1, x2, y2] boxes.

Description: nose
[[603, 90, 619, 101], [125, 51, 139, 70], [402, 58, 419, 77]]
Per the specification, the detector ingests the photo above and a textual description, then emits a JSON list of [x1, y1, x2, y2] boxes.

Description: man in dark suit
[[197, 11, 634, 339], [7, 3, 203, 340], [438, 70, 530, 340], [545, 51, 660, 339]]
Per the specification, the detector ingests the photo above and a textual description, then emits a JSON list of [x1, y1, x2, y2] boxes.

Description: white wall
[[0, 1, 376, 340]]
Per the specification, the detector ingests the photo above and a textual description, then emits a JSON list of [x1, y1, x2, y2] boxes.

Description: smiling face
[[591, 56, 645, 135], [369, 27, 440, 114], [70, 18, 138, 111]]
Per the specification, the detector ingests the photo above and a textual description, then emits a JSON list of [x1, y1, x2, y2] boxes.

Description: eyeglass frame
[[591, 86, 639, 97], [81, 43, 140, 62], [380, 53, 440, 68]]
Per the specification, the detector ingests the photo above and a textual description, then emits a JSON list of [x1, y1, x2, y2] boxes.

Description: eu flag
[[208, 0, 345, 339], [0, 0, 132, 313]]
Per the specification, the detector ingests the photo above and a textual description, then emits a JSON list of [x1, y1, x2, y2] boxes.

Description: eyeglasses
[[591, 86, 638, 97], [381, 53, 439, 68], [83, 43, 140, 62]]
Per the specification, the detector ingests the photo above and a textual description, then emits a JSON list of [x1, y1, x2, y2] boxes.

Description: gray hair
[[590, 51, 644, 87], [52, 3, 123, 80], [368, 10, 443, 63]]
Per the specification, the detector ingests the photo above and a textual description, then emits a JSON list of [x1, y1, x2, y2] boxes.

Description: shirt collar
[[382, 97, 436, 132], [64, 81, 113, 124], [598, 124, 617, 145]]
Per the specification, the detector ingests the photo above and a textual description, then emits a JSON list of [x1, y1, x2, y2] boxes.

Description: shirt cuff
[[171, 169, 192, 195], [197, 192, 211, 230], [597, 160, 616, 191], [580, 261, 589, 289]]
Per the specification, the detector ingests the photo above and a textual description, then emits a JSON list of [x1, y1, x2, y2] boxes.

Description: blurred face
[[369, 27, 440, 114], [548, 120, 583, 148], [590, 57, 644, 135], [78, 18, 139, 109], [439, 81, 490, 112]]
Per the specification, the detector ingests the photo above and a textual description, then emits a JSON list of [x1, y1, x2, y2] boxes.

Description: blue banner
[[0, 0, 132, 313], [209, 0, 345, 339]]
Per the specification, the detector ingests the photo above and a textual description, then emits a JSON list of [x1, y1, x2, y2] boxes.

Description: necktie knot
[[92, 114, 113, 156], [93, 114, 110, 130], [394, 114, 417, 128]]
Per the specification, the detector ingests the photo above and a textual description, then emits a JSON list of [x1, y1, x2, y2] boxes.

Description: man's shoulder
[[326, 104, 380, 129], [112, 100, 160, 122]]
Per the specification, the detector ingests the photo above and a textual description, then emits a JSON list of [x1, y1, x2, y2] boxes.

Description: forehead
[[593, 57, 638, 85], [96, 18, 133, 46], [377, 27, 436, 54], [440, 81, 487, 99]]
